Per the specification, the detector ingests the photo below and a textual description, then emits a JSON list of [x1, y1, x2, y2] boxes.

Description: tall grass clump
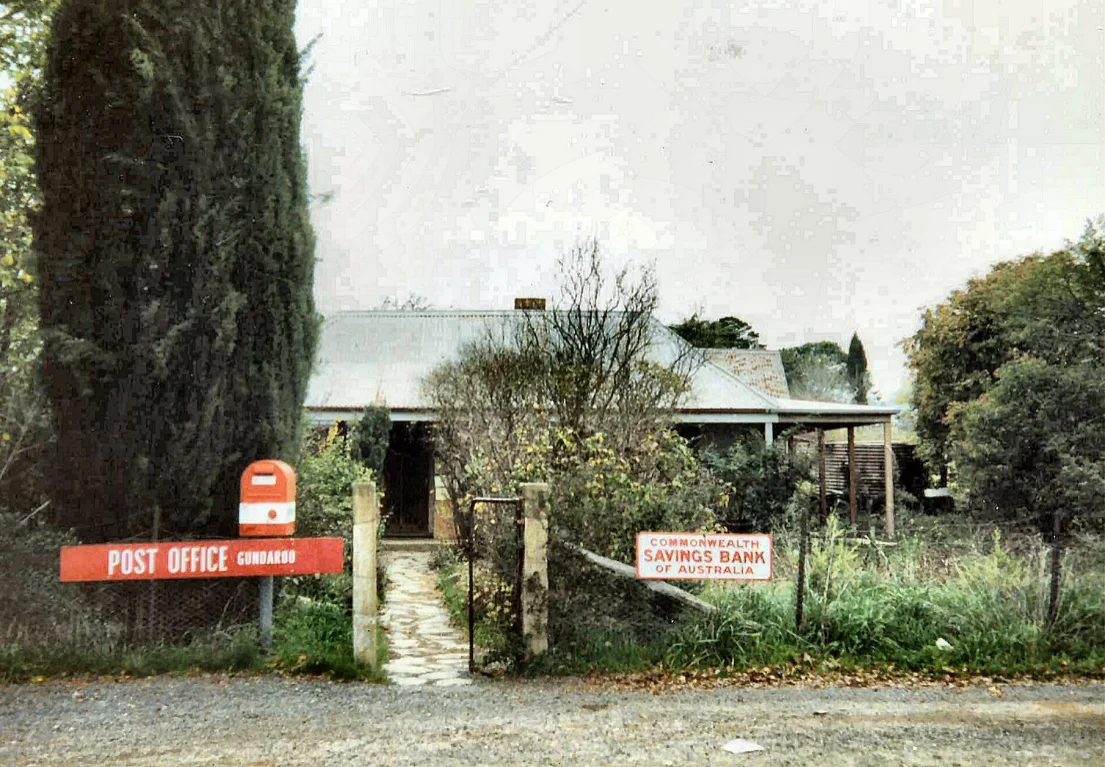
[[268, 599, 386, 681], [666, 519, 1105, 676]]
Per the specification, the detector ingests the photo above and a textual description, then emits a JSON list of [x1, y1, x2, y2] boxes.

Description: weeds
[[0, 629, 261, 681], [437, 516, 1105, 679], [664, 524, 1105, 676], [267, 599, 387, 681], [1, 597, 387, 682]]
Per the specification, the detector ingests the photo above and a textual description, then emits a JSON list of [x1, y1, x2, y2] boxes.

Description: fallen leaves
[[571, 663, 1101, 695]]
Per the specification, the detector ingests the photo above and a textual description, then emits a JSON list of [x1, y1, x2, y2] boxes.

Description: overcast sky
[[294, 0, 1104, 401]]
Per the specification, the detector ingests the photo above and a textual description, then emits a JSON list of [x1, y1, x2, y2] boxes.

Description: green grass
[[267, 600, 387, 681], [0, 599, 388, 683], [660, 524, 1105, 677], [0, 629, 262, 681]]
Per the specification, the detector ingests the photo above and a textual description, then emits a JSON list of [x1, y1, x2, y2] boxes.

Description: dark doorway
[[382, 422, 433, 537]]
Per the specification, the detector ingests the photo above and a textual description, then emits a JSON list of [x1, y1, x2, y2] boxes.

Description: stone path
[[380, 550, 472, 687]]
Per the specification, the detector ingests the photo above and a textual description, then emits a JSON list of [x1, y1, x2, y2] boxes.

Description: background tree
[[949, 357, 1105, 532], [845, 332, 871, 404], [0, 0, 58, 515], [780, 341, 853, 403], [376, 294, 432, 311], [34, 0, 317, 539], [670, 314, 762, 349], [904, 218, 1105, 484], [905, 217, 1105, 528]]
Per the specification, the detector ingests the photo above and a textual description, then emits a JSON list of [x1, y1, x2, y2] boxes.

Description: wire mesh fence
[[462, 497, 525, 672], [451, 495, 1105, 674], [1, 512, 262, 662]]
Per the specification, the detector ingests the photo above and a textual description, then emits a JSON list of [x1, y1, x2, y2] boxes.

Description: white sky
[[294, 0, 1105, 402]]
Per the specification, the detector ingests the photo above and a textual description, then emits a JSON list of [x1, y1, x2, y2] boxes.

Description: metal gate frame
[[466, 496, 522, 673]]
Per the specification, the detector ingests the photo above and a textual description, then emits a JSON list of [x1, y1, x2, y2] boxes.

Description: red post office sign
[[59, 537, 344, 582], [636, 532, 773, 581]]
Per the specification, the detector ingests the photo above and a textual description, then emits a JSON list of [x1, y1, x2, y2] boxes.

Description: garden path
[[380, 550, 472, 687]]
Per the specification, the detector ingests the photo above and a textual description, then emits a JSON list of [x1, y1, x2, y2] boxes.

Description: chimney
[[514, 297, 546, 311]]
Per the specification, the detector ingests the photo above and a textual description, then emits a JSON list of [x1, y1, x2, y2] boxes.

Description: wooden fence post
[[1047, 509, 1064, 628], [353, 481, 379, 669], [520, 483, 549, 656]]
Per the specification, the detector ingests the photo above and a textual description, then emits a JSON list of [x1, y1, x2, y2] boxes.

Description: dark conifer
[[846, 332, 870, 404], [34, 0, 317, 539]]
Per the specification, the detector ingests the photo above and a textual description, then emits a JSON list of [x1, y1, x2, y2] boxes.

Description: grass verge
[[1, 598, 388, 683], [439, 523, 1105, 681]]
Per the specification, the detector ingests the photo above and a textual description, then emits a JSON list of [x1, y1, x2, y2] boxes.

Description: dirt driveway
[[1, 676, 1102, 766]]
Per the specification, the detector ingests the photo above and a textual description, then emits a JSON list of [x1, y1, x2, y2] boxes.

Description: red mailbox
[[239, 460, 296, 537]]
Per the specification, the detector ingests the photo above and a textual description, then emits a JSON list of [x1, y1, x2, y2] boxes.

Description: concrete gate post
[[353, 481, 379, 669], [520, 483, 550, 656]]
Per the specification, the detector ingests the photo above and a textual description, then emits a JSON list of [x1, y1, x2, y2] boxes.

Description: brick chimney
[[514, 297, 546, 310]]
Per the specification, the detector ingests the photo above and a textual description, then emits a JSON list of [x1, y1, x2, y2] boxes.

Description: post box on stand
[[239, 459, 296, 537]]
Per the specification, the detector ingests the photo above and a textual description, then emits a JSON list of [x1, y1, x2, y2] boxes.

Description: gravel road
[[2, 676, 1102, 766]]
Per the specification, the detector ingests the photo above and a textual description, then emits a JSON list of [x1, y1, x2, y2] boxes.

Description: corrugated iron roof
[[305, 310, 775, 416], [304, 311, 900, 424]]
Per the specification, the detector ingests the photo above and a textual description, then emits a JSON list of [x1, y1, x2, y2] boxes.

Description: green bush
[[284, 423, 374, 609], [295, 424, 373, 543], [459, 426, 723, 667], [704, 437, 813, 533], [268, 599, 385, 681], [0, 511, 122, 652], [350, 406, 391, 475]]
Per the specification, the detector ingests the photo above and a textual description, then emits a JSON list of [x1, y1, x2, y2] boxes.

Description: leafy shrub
[[295, 424, 373, 542], [283, 422, 374, 609], [350, 406, 391, 474], [269, 599, 385, 680], [0, 511, 117, 649], [704, 437, 812, 533]]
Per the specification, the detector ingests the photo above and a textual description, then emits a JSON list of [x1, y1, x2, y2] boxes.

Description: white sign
[[636, 532, 773, 581]]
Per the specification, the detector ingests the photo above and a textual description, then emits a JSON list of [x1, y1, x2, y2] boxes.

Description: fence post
[[795, 490, 810, 634], [883, 421, 895, 540], [817, 429, 827, 522], [1047, 509, 1064, 628], [847, 426, 857, 527], [352, 481, 379, 669], [520, 483, 549, 656]]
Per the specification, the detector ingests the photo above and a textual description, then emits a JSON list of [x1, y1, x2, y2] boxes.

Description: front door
[[382, 422, 433, 536]]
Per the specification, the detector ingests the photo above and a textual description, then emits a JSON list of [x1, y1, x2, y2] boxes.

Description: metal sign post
[[259, 575, 274, 650]]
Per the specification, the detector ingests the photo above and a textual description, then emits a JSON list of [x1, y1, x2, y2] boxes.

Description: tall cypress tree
[[34, 0, 316, 540], [846, 332, 870, 404]]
